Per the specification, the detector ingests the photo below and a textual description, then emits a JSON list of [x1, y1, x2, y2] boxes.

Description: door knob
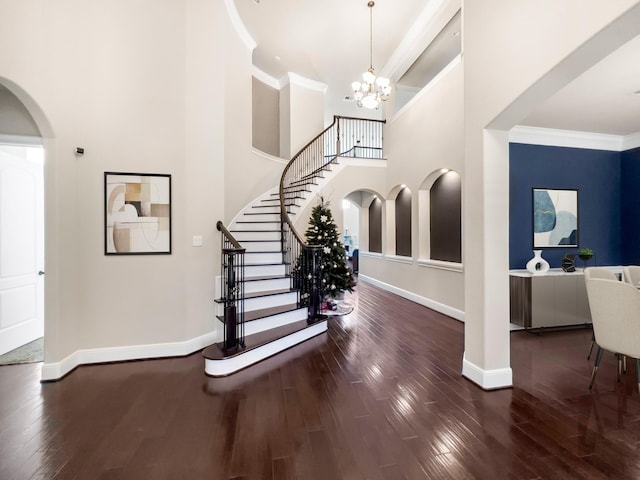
[[38, 271, 45, 276]]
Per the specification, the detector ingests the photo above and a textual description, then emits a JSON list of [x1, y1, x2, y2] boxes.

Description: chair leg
[[624, 355, 627, 374], [636, 358, 640, 396], [589, 347, 604, 390], [617, 354, 623, 382], [587, 332, 595, 360]]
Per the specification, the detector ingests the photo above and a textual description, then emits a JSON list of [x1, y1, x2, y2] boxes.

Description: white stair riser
[[244, 292, 298, 311], [232, 222, 280, 231], [245, 252, 282, 264], [245, 264, 286, 277], [232, 231, 281, 242], [204, 320, 328, 377], [244, 277, 290, 294], [251, 206, 282, 214], [243, 213, 281, 222], [261, 200, 300, 209], [244, 307, 308, 336], [244, 241, 282, 252]]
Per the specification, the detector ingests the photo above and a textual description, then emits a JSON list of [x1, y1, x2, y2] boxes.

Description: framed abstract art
[[104, 172, 171, 255]]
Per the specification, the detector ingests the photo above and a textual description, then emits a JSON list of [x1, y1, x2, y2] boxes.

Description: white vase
[[526, 250, 550, 275]]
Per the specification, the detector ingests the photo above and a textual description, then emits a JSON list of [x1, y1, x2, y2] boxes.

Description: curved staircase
[[203, 190, 328, 376], [203, 116, 385, 376]]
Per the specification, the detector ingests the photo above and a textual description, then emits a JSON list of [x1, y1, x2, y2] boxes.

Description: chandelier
[[351, 1, 391, 109]]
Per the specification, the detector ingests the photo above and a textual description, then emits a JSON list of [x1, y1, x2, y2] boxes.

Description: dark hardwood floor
[[2, 280, 640, 479]]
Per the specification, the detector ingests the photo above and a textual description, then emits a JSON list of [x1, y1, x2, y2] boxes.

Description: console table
[[510, 268, 592, 329]]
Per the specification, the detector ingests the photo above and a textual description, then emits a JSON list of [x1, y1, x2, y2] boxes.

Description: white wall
[[283, 74, 326, 158], [352, 59, 465, 317]]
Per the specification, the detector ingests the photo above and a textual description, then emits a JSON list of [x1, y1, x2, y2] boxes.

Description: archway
[[0, 78, 54, 366]]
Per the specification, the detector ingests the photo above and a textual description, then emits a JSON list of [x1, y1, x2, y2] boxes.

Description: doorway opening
[[0, 143, 44, 364]]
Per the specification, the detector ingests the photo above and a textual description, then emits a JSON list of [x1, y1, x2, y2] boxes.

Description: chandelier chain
[[369, 1, 373, 70]]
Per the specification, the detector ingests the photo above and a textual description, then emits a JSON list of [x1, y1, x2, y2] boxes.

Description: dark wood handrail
[[279, 118, 337, 246], [216, 220, 244, 251], [330, 115, 386, 124], [278, 115, 386, 246]]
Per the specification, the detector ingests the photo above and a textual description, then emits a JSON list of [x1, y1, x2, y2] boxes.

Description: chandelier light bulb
[[362, 69, 376, 85]]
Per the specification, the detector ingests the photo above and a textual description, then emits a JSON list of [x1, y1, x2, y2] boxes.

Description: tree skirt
[[320, 300, 354, 316]]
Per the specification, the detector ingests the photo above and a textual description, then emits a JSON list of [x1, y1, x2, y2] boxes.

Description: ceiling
[[235, 0, 430, 115], [234, 1, 640, 138], [521, 33, 640, 137]]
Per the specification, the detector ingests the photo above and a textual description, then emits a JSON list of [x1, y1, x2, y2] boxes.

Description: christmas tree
[[304, 197, 355, 299]]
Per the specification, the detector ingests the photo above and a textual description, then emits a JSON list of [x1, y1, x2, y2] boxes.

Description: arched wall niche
[[385, 184, 412, 258], [418, 169, 462, 263], [344, 189, 385, 253]]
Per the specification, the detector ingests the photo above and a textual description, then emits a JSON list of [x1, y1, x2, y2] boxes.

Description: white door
[[0, 145, 44, 355]]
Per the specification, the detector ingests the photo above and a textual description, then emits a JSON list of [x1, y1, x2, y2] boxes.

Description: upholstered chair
[[585, 278, 640, 395], [622, 265, 640, 287], [584, 267, 618, 281], [584, 267, 619, 360]]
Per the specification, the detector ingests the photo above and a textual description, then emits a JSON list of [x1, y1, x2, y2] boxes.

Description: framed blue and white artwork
[[533, 188, 578, 248]]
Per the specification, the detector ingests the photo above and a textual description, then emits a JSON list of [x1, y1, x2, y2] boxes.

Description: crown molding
[[252, 66, 280, 90], [621, 132, 640, 151], [382, 0, 460, 80], [253, 68, 328, 93], [224, 0, 257, 52], [281, 72, 328, 93], [509, 125, 627, 151]]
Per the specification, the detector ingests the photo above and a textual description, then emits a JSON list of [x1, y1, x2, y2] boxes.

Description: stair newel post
[[224, 248, 238, 350], [217, 221, 245, 353], [307, 245, 322, 321], [336, 115, 341, 160], [222, 247, 245, 352]]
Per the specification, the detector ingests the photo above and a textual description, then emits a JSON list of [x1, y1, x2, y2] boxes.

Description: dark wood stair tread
[[235, 220, 281, 224], [244, 211, 289, 215], [244, 250, 284, 254], [230, 229, 281, 233], [241, 239, 281, 243], [214, 287, 294, 304], [215, 302, 300, 323], [202, 318, 325, 361]]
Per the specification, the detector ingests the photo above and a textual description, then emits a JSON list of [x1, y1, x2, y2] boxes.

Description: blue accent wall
[[509, 143, 621, 269], [621, 146, 640, 264]]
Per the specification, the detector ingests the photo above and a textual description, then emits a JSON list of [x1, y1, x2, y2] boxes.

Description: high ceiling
[[236, 1, 640, 136], [520, 33, 640, 137], [235, 0, 429, 116]]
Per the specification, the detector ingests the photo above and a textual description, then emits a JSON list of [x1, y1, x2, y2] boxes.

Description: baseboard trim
[[358, 274, 465, 322], [461, 352, 513, 390], [40, 331, 219, 381]]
